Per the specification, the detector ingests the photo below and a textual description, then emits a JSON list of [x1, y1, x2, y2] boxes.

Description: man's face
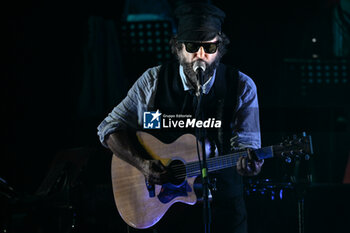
[[177, 36, 221, 84], [179, 37, 219, 65]]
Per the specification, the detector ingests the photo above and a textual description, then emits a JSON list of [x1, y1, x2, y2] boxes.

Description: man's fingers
[[156, 160, 166, 169], [257, 159, 264, 166], [237, 156, 242, 171], [247, 148, 259, 161], [247, 148, 253, 160], [242, 156, 249, 171], [237, 156, 248, 176], [150, 160, 165, 172], [145, 160, 169, 184], [148, 174, 162, 185], [237, 148, 264, 176]]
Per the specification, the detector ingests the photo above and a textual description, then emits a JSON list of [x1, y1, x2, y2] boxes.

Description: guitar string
[[162, 150, 248, 180], [188, 158, 239, 175], [168, 154, 243, 172], [161, 144, 300, 179], [169, 156, 238, 178], [169, 158, 238, 175], [167, 150, 246, 170], [172, 158, 240, 179], [167, 151, 246, 171]]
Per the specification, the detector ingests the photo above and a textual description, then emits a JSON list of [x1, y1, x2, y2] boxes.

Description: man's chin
[[177, 53, 221, 81]]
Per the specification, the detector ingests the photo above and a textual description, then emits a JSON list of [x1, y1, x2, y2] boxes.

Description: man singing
[[98, 2, 263, 233]]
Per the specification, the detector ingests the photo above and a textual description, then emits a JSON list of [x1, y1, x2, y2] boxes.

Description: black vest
[[153, 61, 244, 197], [153, 62, 237, 152]]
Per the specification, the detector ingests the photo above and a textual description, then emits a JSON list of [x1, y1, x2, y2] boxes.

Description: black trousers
[[128, 195, 247, 233]]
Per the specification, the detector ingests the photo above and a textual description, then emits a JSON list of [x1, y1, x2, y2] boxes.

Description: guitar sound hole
[[168, 160, 186, 185]]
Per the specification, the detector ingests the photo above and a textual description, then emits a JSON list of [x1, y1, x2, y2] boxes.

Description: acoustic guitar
[[111, 131, 313, 229]]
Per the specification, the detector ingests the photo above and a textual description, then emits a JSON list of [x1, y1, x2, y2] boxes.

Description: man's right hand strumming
[[141, 160, 169, 185], [106, 131, 169, 185]]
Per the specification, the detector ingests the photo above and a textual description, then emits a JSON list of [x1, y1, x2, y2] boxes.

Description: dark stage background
[[2, 0, 350, 232]]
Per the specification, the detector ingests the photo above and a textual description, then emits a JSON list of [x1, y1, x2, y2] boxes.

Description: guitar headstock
[[273, 132, 313, 163]]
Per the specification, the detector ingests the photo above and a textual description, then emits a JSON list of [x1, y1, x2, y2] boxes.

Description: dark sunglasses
[[184, 42, 219, 54]]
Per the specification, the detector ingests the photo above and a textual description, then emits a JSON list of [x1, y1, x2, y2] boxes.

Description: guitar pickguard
[[157, 181, 192, 204]]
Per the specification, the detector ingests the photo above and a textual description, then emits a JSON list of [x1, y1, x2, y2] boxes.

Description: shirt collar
[[179, 65, 216, 95]]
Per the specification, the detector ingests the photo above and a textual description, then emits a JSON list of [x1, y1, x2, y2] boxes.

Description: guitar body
[[111, 131, 313, 229], [111, 132, 200, 229]]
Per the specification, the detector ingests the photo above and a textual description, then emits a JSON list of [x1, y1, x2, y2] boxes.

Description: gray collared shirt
[[97, 65, 261, 150]]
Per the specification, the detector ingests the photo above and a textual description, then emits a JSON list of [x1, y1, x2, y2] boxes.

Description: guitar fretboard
[[185, 146, 274, 177]]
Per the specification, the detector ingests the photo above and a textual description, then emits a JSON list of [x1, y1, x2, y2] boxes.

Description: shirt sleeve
[[230, 71, 261, 150], [97, 66, 160, 147]]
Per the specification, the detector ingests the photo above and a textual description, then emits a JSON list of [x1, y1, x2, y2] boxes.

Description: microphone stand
[[195, 68, 211, 233]]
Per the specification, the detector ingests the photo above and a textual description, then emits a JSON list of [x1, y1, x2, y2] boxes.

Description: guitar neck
[[185, 146, 274, 177]]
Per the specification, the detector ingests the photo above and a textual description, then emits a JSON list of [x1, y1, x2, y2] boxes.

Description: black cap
[[174, 2, 225, 42]]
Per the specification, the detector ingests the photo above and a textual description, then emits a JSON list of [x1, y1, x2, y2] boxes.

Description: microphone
[[193, 60, 206, 74], [193, 60, 206, 90]]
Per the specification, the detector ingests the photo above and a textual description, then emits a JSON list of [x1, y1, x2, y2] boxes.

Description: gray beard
[[177, 55, 221, 89]]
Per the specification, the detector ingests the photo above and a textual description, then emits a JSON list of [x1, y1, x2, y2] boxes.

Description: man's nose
[[196, 46, 206, 59]]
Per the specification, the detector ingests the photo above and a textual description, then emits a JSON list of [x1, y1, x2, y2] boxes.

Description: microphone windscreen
[[193, 60, 206, 73]]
